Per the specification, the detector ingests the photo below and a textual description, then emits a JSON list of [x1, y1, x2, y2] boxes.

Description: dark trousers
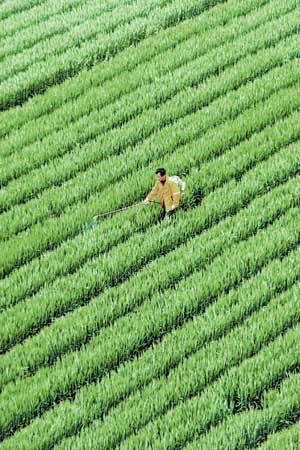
[[161, 203, 176, 220]]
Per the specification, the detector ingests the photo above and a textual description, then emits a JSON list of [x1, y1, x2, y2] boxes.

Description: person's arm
[[170, 181, 180, 209], [146, 181, 159, 202]]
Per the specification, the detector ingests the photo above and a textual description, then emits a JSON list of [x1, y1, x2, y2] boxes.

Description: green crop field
[[0, 0, 299, 448]]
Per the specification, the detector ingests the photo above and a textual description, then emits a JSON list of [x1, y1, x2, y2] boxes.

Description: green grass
[[0, 0, 299, 448]]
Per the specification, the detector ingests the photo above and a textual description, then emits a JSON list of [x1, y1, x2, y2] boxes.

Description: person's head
[[155, 167, 166, 182]]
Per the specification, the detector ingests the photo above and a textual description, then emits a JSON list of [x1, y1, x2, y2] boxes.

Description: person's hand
[[143, 198, 150, 205]]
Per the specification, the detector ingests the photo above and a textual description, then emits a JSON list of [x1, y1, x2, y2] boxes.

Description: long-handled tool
[[93, 202, 142, 219], [93, 200, 159, 220]]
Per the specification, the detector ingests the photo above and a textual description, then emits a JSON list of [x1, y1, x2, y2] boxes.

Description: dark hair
[[155, 167, 166, 176]]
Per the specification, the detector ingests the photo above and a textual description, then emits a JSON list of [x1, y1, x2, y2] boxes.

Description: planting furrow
[[0, 0, 267, 138], [1, 247, 299, 450], [2, 116, 300, 311], [2, 108, 296, 311], [0, 175, 298, 388], [56, 283, 300, 450], [256, 420, 300, 449], [1, 1, 298, 449], [0, 211, 298, 441], [184, 371, 300, 449], [1, 36, 298, 218], [0, 206, 161, 308], [0, 143, 299, 353], [0, 0, 136, 60], [3, 79, 299, 284], [0, 94, 299, 302], [1, 103, 298, 308], [0, 0, 93, 39], [0, 0, 228, 110], [0, 0, 280, 159], [116, 320, 300, 450], [0, 0, 48, 21], [0, 0, 175, 83], [0, 80, 299, 280], [1, 8, 298, 184], [1, 59, 299, 240]]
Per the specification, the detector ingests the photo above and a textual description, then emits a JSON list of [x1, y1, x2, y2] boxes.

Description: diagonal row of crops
[[1, 245, 298, 449], [1, 80, 299, 301], [0, 0, 292, 160], [59, 287, 300, 450], [1, 57, 299, 240], [1, 67, 299, 277], [0, 0, 176, 83], [1, 237, 299, 446], [0, 0, 272, 138], [0, 0, 233, 110], [0, 0, 135, 60], [0, 202, 299, 439], [1, 121, 299, 350], [2, 0, 297, 181], [0, 35, 299, 225], [0, 173, 298, 385], [184, 371, 300, 449], [0, 0, 91, 39], [1, 153, 299, 430], [1, 0, 299, 448], [256, 420, 300, 450], [114, 319, 300, 450], [0, 0, 49, 22], [0, 103, 298, 308]]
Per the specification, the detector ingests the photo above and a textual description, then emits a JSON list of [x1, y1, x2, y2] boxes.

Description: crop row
[[0, 204, 158, 306], [1, 9, 298, 185], [0, 0, 270, 138], [1, 57, 298, 241], [0, 0, 175, 83], [0, 101, 299, 312], [1, 99, 299, 322], [56, 283, 300, 450], [115, 319, 300, 450], [0, 0, 47, 22], [1, 209, 299, 434], [1, 35, 298, 219], [2, 247, 298, 450], [0, 0, 133, 60], [0, 205, 298, 440], [1, 105, 298, 309], [185, 372, 300, 449], [0, 78, 299, 281], [2, 3, 298, 450], [0, 120, 299, 349], [257, 420, 300, 450], [2, 56, 299, 233], [2, 140, 299, 352], [0, 0, 89, 39], [1, 174, 298, 388], [0, 0, 226, 110], [0, 0, 286, 159]]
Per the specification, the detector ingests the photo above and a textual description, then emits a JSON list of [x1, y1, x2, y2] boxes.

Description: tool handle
[[93, 200, 160, 219], [94, 202, 141, 218]]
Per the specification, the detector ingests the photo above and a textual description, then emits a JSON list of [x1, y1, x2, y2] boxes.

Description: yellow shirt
[[147, 176, 180, 212]]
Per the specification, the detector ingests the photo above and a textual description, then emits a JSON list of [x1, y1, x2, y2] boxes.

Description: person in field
[[144, 168, 181, 219]]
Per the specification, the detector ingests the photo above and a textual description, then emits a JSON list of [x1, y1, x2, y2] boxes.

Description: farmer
[[143, 168, 181, 219]]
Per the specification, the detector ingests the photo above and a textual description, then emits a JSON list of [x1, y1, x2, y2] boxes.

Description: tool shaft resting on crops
[[94, 200, 159, 219]]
